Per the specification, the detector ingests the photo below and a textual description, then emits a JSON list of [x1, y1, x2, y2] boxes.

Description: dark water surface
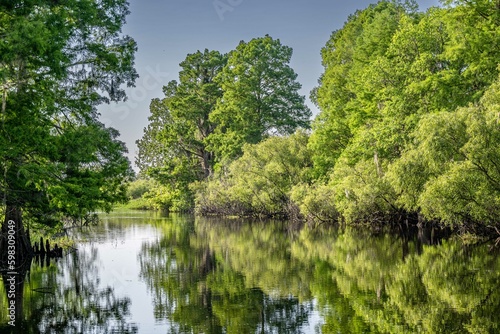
[[1, 210, 499, 333]]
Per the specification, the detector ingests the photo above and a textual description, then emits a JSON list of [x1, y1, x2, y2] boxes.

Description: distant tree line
[[136, 35, 311, 211], [137, 0, 500, 235]]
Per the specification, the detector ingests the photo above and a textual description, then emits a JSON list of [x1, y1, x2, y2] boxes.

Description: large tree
[[0, 0, 137, 261], [207, 35, 311, 162], [308, 1, 416, 178], [136, 49, 227, 210]]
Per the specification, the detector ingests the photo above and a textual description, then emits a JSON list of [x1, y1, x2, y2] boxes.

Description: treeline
[[136, 35, 311, 211], [137, 0, 500, 233]]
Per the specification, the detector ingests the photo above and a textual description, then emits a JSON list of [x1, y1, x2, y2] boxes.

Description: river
[[0, 210, 499, 333]]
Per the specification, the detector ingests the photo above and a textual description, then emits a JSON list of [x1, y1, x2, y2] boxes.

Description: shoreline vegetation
[[134, 0, 500, 240]]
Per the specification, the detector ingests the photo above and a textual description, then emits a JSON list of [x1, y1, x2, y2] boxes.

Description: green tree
[[299, 1, 416, 223], [136, 50, 227, 211], [0, 0, 137, 260], [299, 0, 500, 226], [207, 35, 311, 162], [309, 1, 412, 177], [390, 76, 500, 227], [137, 49, 227, 178], [384, 0, 500, 227]]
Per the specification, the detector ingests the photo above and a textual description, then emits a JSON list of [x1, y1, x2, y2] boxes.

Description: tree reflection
[[4, 212, 497, 333], [293, 226, 500, 333], [138, 216, 313, 333], [0, 246, 138, 333], [143, 216, 500, 334]]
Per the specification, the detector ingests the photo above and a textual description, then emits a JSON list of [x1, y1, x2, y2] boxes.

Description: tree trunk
[[0, 205, 33, 266], [201, 150, 213, 178], [0, 205, 32, 326]]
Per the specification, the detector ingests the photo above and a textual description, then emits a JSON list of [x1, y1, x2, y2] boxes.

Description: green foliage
[[0, 0, 137, 227], [290, 182, 339, 223], [390, 77, 500, 226], [136, 50, 227, 210], [139, 39, 310, 213], [46, 124, 132, 220], [196, 131, 312, 217], [296, 0, 500, 228], [117, 178, 156, 210], [330, 159, 399, 224], [143, 179, 194, 212], [127, 178, 152, 199], [142, 0, 500, 228], [309, 1, 410, 177], [207, 35, 311, 162]]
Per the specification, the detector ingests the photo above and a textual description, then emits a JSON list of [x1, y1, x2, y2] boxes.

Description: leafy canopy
[[208, 35, 311, 162], [0, 0, 137, 226], [138, 37, 310, 211]]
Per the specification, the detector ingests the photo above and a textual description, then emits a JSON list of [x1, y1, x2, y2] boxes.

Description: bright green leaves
[[137, 50, 227, 211], [142, 1, 500, 227], [208, 36, 311, 162], [442, 0, 500, 101], [196, 131, 312, 217], [390, 76, 500, 226], [324, 123, 401, 223], [388, 111, 468, 212], [310, 1, 409, 176], [139, 38, 311, 212], [299, 0, 500, 227]]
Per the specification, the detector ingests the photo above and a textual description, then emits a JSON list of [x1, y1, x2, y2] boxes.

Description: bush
[[195, 131, 312, 218], [127, 178, 153, 199]]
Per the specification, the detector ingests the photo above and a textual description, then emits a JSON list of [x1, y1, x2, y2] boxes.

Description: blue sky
[[98, 0, 441, 171]]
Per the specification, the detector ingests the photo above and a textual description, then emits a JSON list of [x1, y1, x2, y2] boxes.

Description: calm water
[[1, 210, 500, 333]]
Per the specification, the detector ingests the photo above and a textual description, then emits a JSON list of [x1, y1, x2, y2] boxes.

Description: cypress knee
[[40, 237, 45, 254]]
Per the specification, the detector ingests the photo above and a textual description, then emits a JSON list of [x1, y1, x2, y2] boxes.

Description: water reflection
[[138, 217, 314, 333], [0, 211, 499, 333], [0, 229, 139, 333], [291, 225, 500, 333]]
